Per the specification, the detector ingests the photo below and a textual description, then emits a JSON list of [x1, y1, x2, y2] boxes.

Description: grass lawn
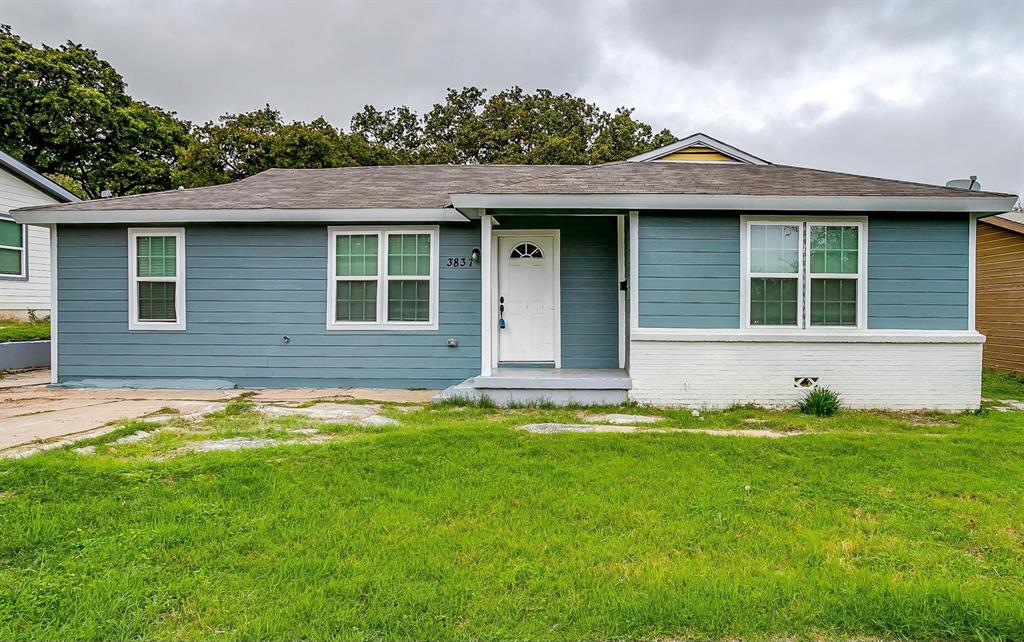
[[2, 374, 1023, 640], [0, 317, 50, 343]]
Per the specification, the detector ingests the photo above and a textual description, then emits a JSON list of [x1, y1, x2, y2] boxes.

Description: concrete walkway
[[0, 369, 434, 456]]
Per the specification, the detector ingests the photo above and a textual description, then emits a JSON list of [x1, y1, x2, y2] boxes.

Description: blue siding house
[[13, 134, 1017, 409]]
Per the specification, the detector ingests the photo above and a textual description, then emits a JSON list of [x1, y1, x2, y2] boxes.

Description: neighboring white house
[[0, 151, 80, 318]]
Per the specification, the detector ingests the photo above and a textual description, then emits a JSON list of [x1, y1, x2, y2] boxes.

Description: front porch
[[437, 367, 632, 406]]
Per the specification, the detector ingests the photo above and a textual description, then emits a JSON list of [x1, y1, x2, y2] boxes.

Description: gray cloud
[[2, 0, 1021, 196]]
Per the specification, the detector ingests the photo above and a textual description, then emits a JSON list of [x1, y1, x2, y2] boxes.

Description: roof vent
[[946, 176, 981, 191]]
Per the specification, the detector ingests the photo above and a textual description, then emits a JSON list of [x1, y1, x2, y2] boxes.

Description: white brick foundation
[[629, 331, 984, 410]]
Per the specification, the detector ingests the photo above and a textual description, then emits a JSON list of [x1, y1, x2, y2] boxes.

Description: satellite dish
[[946, 176, 981, 191]]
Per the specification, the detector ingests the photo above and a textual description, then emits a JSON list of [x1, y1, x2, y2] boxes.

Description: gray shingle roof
[[19, 165, 582, 212], [466, 161, 1016, 198], [17, 161, 1015, 212]]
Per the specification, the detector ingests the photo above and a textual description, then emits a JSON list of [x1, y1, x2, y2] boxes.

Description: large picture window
[[128, 228, 185, 330], [327, 226, 438, 330], [743, 218, 866, 330], [0, 216, 26, 278]]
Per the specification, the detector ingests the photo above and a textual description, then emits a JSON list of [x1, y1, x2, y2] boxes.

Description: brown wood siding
[[976, 220, 1024, 374]]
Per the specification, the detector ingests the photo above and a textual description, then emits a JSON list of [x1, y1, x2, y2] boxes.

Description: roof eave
[[0, 151, 80, 203], [980, 214, 1024, 235], [450, 193, 1019, 214], [10, 207, 468, 225]]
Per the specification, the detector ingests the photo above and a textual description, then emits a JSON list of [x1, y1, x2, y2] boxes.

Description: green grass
[[1, 377, 1023, 640], [0, 317, 50, 343]]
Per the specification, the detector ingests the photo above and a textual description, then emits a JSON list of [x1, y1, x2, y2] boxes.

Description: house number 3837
[[445, 257, 472, 268]]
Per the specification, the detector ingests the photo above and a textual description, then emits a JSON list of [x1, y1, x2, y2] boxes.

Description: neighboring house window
[[128, 228, 185, 331], [0, 215, 26, 278], [743, 218, 866, 329], [327, 226, 438, 330]]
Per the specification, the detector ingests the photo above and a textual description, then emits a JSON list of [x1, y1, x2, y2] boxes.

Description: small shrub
[[799, 386, 841, 417]]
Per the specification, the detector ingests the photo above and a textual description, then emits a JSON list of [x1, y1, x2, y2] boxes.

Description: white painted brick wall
[[629, 336, 982, 410]]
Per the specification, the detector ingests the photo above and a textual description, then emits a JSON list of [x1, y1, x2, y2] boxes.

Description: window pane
[[0, 220, 22, 247], [810, 278, 858, 326], [749, 277, 798, 326], [137, 236, 176, 277], [336, 234, 378, 277], [0, 247, 22, 274], [336, 280, 377, 322], [138, 281, 177, 321], [388, 233, 431, 276], [750, 224, 799, 273], [388, 280, 430, 322], [810, 225, 858, 274]]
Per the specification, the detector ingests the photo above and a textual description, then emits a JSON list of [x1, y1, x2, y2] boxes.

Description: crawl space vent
[[794, 377, 819, 389]]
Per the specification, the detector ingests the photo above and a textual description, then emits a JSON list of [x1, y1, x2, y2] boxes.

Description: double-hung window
[[0, 215, 26, 279], [743, 218, 866, 329], [128, 228, 185, 330], [328, 226, 438, 330]]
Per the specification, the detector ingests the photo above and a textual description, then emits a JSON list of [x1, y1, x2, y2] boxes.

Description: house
[[976, 212, 1024, 375], [0, 151, 80, 318], [12, 133, 1017, 409]]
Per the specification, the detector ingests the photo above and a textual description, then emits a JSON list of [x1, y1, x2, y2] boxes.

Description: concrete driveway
[[0, 369, 434, 457]]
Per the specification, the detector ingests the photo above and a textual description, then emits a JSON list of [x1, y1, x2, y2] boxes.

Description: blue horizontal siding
[[867, 214, 969, 330], [638, 214, 741, 328], [636, 212, 970, 331], [498, 216, 619, 368], [56, 223, 483, 388]]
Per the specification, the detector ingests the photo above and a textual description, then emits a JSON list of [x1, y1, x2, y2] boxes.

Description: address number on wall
[[444, 257, 473, 268]]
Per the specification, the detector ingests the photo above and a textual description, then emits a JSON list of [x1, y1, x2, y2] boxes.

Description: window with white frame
[[0, 216, 26, 278], [744, 218, 866, 329], [328, 226, 438, 330], [128, 228, 185, 330]]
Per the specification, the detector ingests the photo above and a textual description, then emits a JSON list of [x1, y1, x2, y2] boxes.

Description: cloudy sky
[[2, 0, 1022, 197]]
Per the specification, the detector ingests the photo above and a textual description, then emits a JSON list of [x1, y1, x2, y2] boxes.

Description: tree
[[350, 86, 675, 166], [174, 107, 390, 188], [2, 22, 678, 194], [0, 25, 189, 198]]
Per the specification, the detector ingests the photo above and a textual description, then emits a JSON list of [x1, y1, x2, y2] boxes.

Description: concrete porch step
[[435, 368, 631, 406]]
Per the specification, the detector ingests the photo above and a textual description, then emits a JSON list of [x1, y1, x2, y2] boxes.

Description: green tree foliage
[[174, 107, 391, 187], [0, 25, 189, 198], [2, 23, 677, 194], [351, 86, 676, 165]]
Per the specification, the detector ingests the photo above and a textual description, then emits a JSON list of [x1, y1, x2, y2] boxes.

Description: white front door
[[496, 234, 557, 363]]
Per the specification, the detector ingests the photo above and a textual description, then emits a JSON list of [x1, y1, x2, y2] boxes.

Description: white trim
[[741, 215, 868, 331], [480, 214, 493, 377], [490, 229, 561, 368], [127, 227, 186, 331], [804, 219, 868, 330], [969, 212, 977, 331], [49, 224, 58, 384], [616, 215, 626, 368], [13, 208, 468, 225], [449, 193, 1016, 214], [628, 210, 639, 332], [326, 225, 439, 331], [0, 215, 27, 279], [631, 328, 986, 344], [625, 133, 770, 164], [742, 218, 805, 329]]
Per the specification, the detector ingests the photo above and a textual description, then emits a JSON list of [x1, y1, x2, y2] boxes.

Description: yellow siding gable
[[658, 146, 737, 162]]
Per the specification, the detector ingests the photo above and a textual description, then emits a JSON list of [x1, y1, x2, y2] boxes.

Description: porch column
[[480, 213, 493, 377]]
